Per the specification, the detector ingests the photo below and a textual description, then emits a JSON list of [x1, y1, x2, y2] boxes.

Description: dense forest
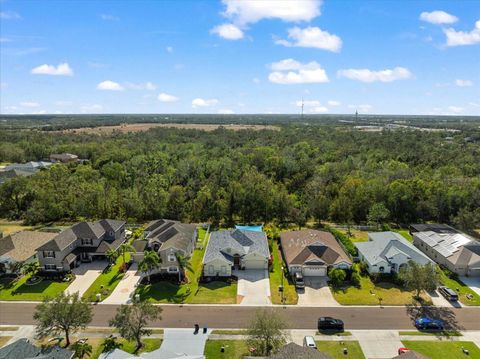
[[1, 115, 479, 231]]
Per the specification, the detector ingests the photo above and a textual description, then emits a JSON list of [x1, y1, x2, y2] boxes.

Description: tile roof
[[0, 231, 57, 262], [203, 229, 269, 264], [355, 232, 433, 266], [280, 229, 351, 267]]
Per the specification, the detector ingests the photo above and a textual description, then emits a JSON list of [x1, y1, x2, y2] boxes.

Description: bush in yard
[[351, 271, 362, 288], [328, 268, 346, 287]]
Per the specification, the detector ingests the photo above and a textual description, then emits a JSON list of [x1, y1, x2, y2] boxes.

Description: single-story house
[[411, 224, 480, 277], [203, 229, 270, 277], [132, 219, 197, 275], [244, 343, 332, 359], [4, 161, 53, 173], [355, 231, 433, 274], [0, 231, 57, 274], [99, 348, 203, 359], [36, 219, 126, 273], [50, 153, 79, 163], [0, 169, 34, 184], [280, 229, 352, 277], [0, 338, 73, 359]]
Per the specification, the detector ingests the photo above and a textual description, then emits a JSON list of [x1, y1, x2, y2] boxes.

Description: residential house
[[355, 232, 433, 274], [4, 161, 53, 173], [0, 338, 73, 359], [36, 219, 126, 273], [50, 153, 79, 163], [244, 343, 332, 359], [0, 169, 34, 184], [280, 229, 352, 277], [203, 229, 270, 277], [0, 231, 57, 274], [99, 347, 203, 359], [132, 219, 197, 275], [411, 224, 480, 277]]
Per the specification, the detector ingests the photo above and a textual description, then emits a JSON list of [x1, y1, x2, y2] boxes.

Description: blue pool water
[[235, 225, 263, 232]]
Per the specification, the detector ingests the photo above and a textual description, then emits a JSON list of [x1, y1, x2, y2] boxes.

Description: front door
[[233, 254, 240, 268], [80, 252, 89, 261]]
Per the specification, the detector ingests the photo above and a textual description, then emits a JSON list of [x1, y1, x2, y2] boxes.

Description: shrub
[[351, 272, 362, 288], [328, 268, 346, 287], [327, 226, 357, 256]]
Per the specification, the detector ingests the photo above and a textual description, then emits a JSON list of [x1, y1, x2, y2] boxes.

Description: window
[[379, 266, 385, 272], [43, 251, 55, 258], [44, 264, 56, 271], [168, 254, 176, 262], [81, 238, 93, 246], [168, 266, 178, 272]]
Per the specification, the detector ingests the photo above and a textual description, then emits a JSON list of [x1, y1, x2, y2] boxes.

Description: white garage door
[[245, 259, 267, 269], [302, 266, 327, 276]]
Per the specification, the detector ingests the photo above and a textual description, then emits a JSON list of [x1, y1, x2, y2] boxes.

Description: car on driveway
[[414, 317, 445, 330], [318, 316, 344, 331], [438, 286, 459, 301], [303, 336, 317, 349], [294, 272, 305, 289]]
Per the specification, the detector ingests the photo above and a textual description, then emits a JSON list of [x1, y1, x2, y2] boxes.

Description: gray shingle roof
[[145, 219, 196, 253], [0, 338, 73, 359], [355, 231, 433, 266], [269, 343, 332, 359], [0, 231, 57, 262], [203, 229, 269, 264]]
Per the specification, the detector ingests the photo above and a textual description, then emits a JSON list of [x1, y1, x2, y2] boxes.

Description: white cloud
[[310, 106, 328, 113], [448, 105, 464, 113], [275, 26, 342, 52], [100, 14, 119, 21], [20, 101, 40, 108], [420, 10, 458, 24], [359, 104, 373, 112], [80, 104, 103, 113], [268, 59, 329, 84], [455, 79, 473, 87], [218, 108, 235, 114], [158, 93, 179, 102], [328, 100, 341, 106], [166, 46, 174, 53], [221, 0, 322, 26], [444, 20, 480, 46], [55, 101, 73, 106], [31, 63, 74, 76], [96, 80, 124, 91], [338, 67, 412, 83], [192, 98, 219, 108], [125, 82, 157, 90], [211, 23, 244, 40], [0, 11, 21, 20], [295, 100, 321, 107]]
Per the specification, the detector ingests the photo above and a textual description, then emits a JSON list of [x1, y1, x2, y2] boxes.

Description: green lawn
[[82, 253, 131, 302], [402, 341, 480, 359], [136, 228, 237, 304], [394, 229, 413, 242], [337, 229, 369, 242], [211, 330, 248, 335], [269, 240, 298, 305], [399, 330, 462, 337], [317, 331, 353, 336], [439, 271, 480, 306], [331, 275, 432, 305], [0, 337, 12, 348], [0, 327, 18, 331], [0, 274, 70, 301], [315, 341, 365, 359], [0, 221, 33, 235], [204, 339, 250, 359]]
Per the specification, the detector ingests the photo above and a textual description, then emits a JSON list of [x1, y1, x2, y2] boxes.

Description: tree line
[[1, 123, 479, 231]]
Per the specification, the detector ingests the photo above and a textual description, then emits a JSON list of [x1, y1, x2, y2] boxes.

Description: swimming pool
[[235, 225, 263, 232]]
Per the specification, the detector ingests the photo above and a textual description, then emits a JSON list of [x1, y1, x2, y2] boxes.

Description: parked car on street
[[303, 336, 317, 349], [294, 272, 305, 289], [414, 317, 445, 330], [318, 317, 344, 331], [438, 286, 459, 301]]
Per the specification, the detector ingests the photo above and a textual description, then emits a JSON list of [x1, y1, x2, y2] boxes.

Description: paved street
[[1, 303, 480, 330]]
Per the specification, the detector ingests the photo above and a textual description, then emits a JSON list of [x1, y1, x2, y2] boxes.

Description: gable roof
[[269, 343, 332, 359], [0, 338, 73, 359], [355, 232, 433, 266], [203, 229, 269, 264], [280, 230, 351, 267], [0, 231, 57, 262], [145, 219, 196, 253], [37, 219, 126, 252]]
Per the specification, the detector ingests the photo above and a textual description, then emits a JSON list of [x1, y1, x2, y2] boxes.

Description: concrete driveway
[[234, 269, 271, 305], [153, 328, 208, 358], [355, 330, 403, 359], [428, 289, 462, 308], [102, 263, 143, 304], [460, 276, 480, 296], [65, 261, 108, 297], [297, 277, 340, 307]]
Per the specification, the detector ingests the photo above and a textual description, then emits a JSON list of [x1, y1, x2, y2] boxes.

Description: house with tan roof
[[0, 231, 57, 274], [280, 229, 352, 277]]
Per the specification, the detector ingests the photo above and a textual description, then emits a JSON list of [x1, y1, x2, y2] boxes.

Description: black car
[[318, 317, 344, 331]]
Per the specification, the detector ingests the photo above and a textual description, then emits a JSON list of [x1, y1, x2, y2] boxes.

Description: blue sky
[[1, 0, 479, 115]]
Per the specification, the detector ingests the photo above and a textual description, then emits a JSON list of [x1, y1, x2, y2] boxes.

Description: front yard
[[331, 275, 432, 305], [402, 341, 480, 359], [315, 341, 365, 359], [136, 227, 237, 304], [269, 240, 298, 305], [204, 339, 250, 359], [0, 274, 70, 301], [82, 253, 131, 302], [439, 271, 480, 306]]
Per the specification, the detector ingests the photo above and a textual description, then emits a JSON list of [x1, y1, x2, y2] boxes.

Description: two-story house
[[36, 219, 126, 273]]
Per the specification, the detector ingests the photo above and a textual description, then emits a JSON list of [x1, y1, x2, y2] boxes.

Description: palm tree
[[175, 253, 193, 283], [119, 243, 135, 266], [106, 249, 118, 265], [138, 250, 161, 283], [22, 261, 39, 277], [101, 336, 122, 353], [7, 261, 23, 276], [71, 341, 92, 359]]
